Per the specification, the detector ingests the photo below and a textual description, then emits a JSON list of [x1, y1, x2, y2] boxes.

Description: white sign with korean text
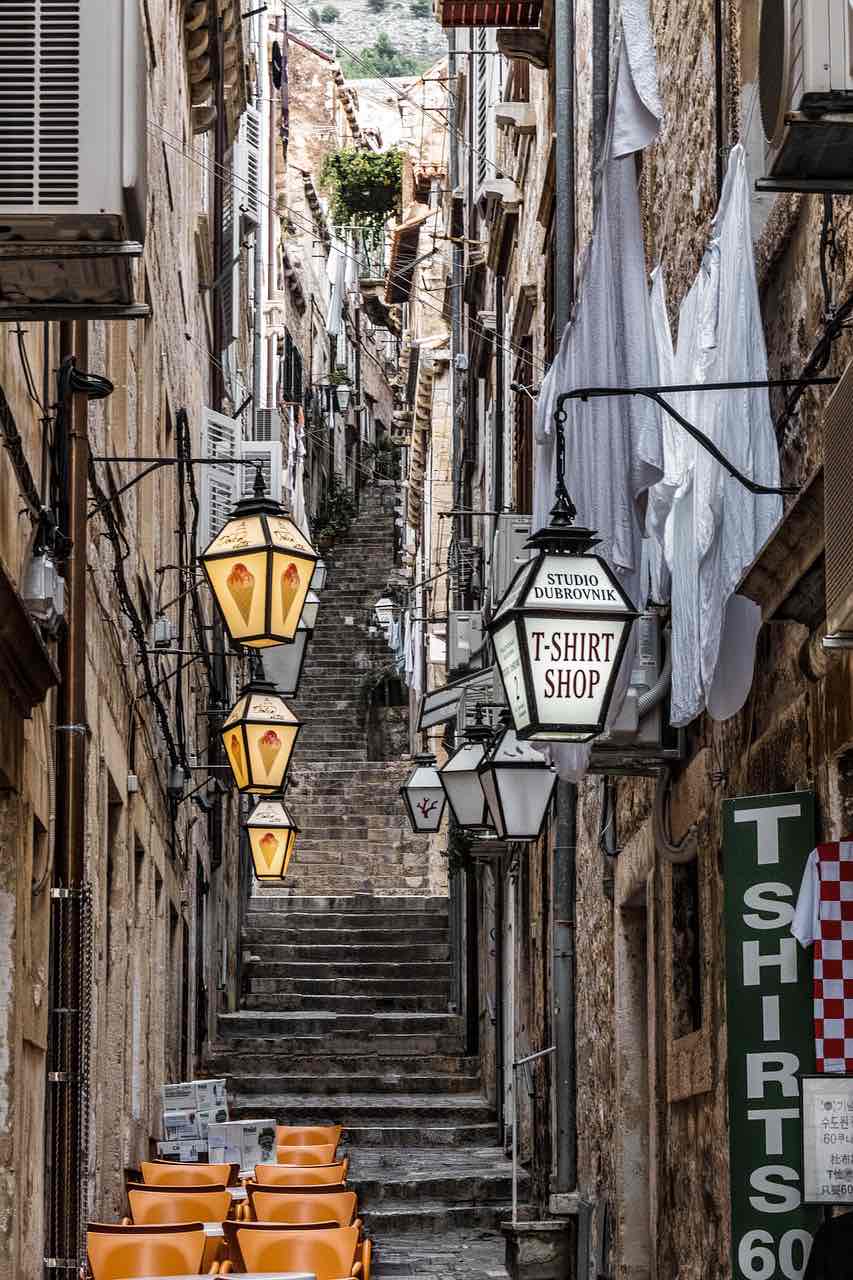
[[803, 1075, 853, 1203]]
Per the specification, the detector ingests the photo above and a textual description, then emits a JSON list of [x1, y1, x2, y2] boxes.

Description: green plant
[[446, 825, 475, 875], [308, 6, 320, 20], [339, 33, 421, 80], [367, 0, 387, 11], [311, 475, 358, 545], [409, 0, 430, 15], [319, 146, 403, 230], [320, 4, 339, 19]]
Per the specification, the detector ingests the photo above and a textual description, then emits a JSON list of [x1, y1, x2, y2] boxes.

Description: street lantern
[[301, 589, 320, 633], [477, 716, 556, 841], [221, 678, 301, 794], [261, 620, 310, 698], [438, 722, 493, 832], [487, 423, 638, 741], [200, 469, 319, 647], [245, 798, 299, 882], [335, 381, 353, 414], [400, 754, 447, 833], [311, 558, 328, 592]]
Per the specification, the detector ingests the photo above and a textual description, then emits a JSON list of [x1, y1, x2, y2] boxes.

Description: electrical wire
[[150, 118, 550, 376]]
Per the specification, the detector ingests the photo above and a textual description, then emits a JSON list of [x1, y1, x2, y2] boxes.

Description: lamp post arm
[[87, 456, 267, 520], [554, 375, 841, 501]]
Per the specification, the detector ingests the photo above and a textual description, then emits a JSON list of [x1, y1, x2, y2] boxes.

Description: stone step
[[230, 1072, 481, 1096], [247, 895, 447, 913], [364, 1202, 510, 1235], [246, 971, 449, 992], [244, 943, 450, 963], [351, 1151, 517, 1208], [218, 1010, 463, 1037], [372, 1231, 509, 1279], [230, 1093, 493, 1124], [205, 1052, 477, 1075], [207, 1030, 466, 1057], [242, 919, 448, 939], [242, 992, 450, 1013]]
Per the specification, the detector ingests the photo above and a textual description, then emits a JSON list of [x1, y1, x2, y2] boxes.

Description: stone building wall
[[0, 0, 248, 1272]]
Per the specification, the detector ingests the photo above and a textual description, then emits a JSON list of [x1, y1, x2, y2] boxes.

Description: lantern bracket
[[87, 455, 270, 521], [554, 376, 842, 501]]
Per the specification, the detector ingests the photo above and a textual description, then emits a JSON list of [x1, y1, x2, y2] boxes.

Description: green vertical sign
[[724, 791, 821, 1280]]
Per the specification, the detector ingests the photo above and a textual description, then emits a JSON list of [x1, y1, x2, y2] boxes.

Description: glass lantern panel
[[245, 721, 299, 790], [523, 614, 630, 730], [311, 559, 327, 591], [223, 695, 248, 727], [224, 727, 249, 789], [493, 621, 531, 731], [269, 549, 314, 640], [267, 516, 317, 558], [497, 765, 555, 838], [406, 785, 446, 832], [262, 633, 308, 696], [523, 554, 634, 614], [244, 692, 298, 725], [204, 514, 267, 557], [206, 550, 269, 642], [478, 765, 501, 833], [441, 743, 487, 826], [250, 825, 291, 878]]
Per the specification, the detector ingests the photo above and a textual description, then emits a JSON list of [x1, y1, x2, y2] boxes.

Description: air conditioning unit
[[448, 610, 484, 671], [590, 611, 686, 775], [0, 0, 148, 319], [491, 514, 533, 605], [255, 408, 281, 443], [757, 0, 853, 192], [824, 359, 853, 642]]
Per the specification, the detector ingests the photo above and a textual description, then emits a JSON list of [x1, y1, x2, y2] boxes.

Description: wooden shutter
[[199, 407, 241, 548]]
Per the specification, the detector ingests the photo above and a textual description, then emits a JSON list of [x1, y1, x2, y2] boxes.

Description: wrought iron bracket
[[554, 376, 840, 500]]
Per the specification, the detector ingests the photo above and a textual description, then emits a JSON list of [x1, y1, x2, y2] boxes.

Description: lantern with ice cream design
[[221, 678, 301, 794], [200, 470, 319, 647], [245, 798, 299, 882]]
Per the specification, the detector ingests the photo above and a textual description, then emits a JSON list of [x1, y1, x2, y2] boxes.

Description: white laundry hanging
[[531, 0, 664, 781], [647, 144, 782, 727]]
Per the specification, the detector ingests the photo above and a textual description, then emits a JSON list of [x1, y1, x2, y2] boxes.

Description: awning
[[435, 0, 542, 27], [417, 666, 495, 731], [385, 203, 432, 305]]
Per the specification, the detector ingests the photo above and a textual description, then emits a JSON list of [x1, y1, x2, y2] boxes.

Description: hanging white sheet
[[647, 144, 782, 726], [531, 0, 664, 780]]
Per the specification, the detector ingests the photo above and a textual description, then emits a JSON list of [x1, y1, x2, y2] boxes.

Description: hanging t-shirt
[[792, 841, 853, 1073]]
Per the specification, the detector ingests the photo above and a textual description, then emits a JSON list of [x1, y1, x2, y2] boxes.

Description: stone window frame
[[662, 852, 713, 1103]]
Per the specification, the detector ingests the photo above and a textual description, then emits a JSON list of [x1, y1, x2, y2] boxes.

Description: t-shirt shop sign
[[724, 792, 820, 1280]]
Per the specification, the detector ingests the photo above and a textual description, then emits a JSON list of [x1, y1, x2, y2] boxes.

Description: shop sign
[[724, 791, 821, 1279]]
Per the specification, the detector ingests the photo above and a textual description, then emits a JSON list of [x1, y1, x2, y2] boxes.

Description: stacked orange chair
[[140, 1160, 240, 1187], [253, 1158, 349, 1187], [85, 1221, 218, 1278], [220, 1223, 369, 1279], [126, 1183, 232, 1226]]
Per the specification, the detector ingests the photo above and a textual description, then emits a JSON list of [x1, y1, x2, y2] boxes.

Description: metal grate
[[43, 883, 93, 1276], [38, 0, 80, 205], [0, 2, 37, 205], [824, 359, 853, 632]]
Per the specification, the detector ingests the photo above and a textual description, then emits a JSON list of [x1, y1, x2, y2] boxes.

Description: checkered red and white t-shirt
[[792, 841, 853, 1073]]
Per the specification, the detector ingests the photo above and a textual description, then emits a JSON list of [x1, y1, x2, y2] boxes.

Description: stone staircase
[[208, 486, 513, 1278]]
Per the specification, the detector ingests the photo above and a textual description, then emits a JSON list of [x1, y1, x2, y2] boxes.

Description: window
[[513, 337, 534, 513]]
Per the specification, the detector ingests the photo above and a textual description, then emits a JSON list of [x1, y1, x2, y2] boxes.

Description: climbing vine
[[311, 475, 358, 546], [319, 148, 403, 230]]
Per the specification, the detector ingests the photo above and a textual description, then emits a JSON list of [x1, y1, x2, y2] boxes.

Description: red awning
[[435, 0, 542, 27]]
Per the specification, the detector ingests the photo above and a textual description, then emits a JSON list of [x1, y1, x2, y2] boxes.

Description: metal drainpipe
[[494, 274, 505, 512], [553, 0, 579, 1199]]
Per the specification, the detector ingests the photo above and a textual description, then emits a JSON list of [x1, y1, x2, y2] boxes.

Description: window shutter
[[240, 440, 283, 503], [243, 104, 263, 224], [477, 31, 488, 188], [199, 407, 241, 548], [220, 149, 241, 347]]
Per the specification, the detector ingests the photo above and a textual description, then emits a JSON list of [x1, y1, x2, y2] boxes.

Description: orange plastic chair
[[127, 1182, 232, 1226], [86, 1221, 210, 1279], [275, 1123, 343, 1150], [220, 1223, 361, 1279], [253, 1158, 348, 1186], [274, 1142, 337, 1166], [141, 1160, 239, 1187], [247, 1188, 360, 1229]]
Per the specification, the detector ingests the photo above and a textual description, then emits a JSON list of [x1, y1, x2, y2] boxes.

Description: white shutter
[[199, 407, 241, 548], [220, 148, 241, 347], [243, 104, 262, 224], [240, 440, 283, 504]]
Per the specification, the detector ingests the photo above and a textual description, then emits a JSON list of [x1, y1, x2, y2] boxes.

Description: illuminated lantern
[[400, 755, 447, 833], [488, 520, 637, 742], [477, 716, 556, 840], [245, 798, 299, 882], [200, 471, 319, 647], [221, 679, 301, 794]]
